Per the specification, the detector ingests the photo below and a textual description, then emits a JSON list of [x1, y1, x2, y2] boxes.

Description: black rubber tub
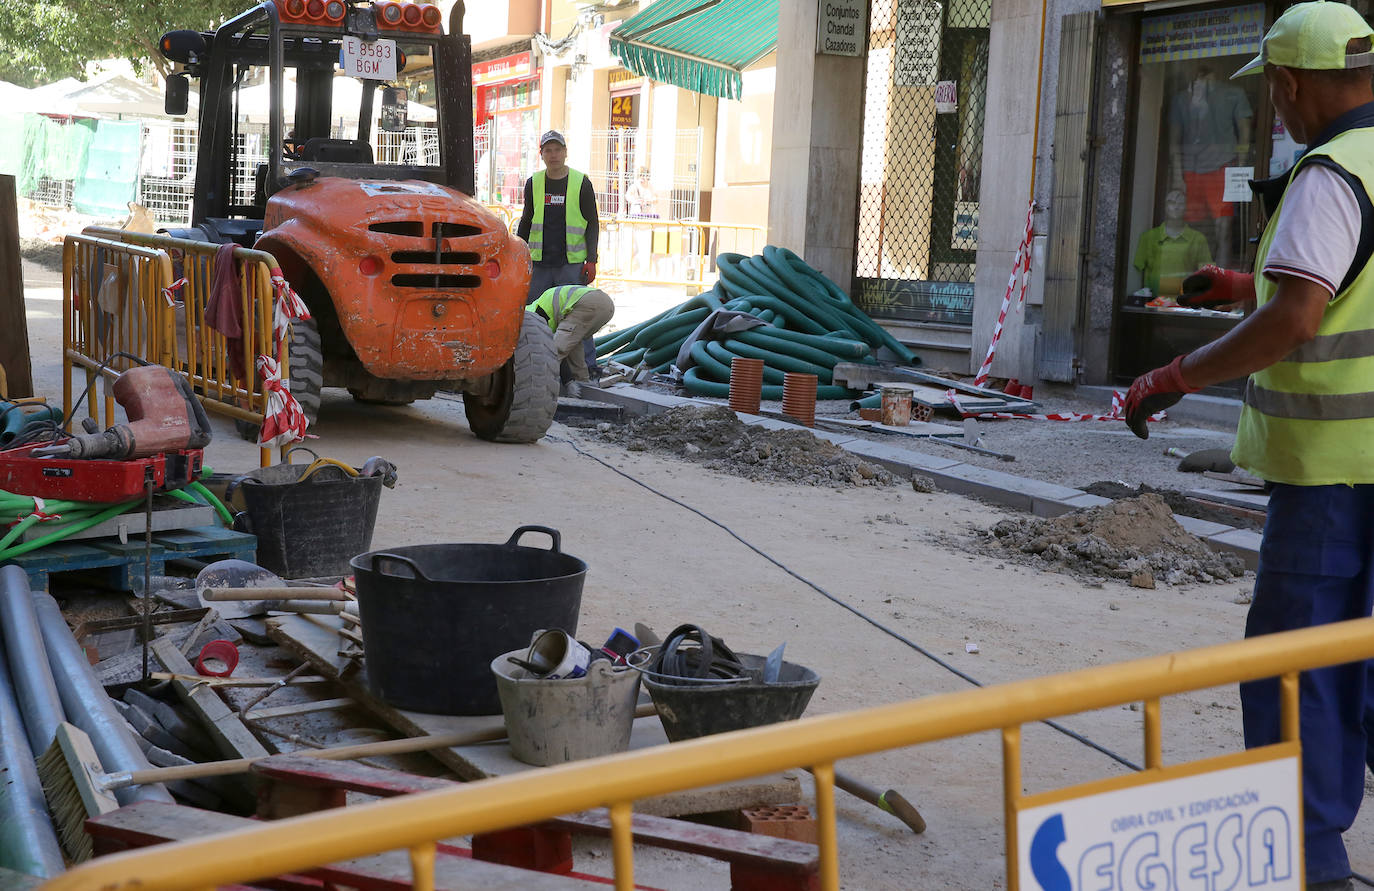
[[350, 527, 585, 715], [641, 654, 820, 742]]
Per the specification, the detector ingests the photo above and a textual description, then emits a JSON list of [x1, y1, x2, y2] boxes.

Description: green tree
[[0, 0, 246, 86]]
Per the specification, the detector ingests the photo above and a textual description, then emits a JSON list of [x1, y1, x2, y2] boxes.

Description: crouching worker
[[527, 285, 615, 397]]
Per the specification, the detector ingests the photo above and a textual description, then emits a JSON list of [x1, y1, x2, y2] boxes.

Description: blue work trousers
[[527, 262, 598, 380], [1239, 483, 1374, 884]]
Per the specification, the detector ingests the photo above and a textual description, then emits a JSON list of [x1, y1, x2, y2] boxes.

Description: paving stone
[[1205, 529, 1262, 570], [1173, 515, 1234, 538]]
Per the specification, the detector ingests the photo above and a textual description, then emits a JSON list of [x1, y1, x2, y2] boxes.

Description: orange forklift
[[158, 0, 558, 442]]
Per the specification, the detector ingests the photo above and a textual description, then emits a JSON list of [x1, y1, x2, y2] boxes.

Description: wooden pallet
[[3, 525, 255, 592], [86, 801, 631, 890], [253, 754, 820, 891]]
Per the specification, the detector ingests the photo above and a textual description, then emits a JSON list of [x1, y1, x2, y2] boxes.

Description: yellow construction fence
[[43, 616, 1374, 891]]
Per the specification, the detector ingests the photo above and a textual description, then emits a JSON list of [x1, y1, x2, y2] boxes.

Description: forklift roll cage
[[166, 0, 474, 235]]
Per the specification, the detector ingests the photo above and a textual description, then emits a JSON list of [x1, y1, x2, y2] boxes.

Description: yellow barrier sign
[[1014, 744, 1301, 890]]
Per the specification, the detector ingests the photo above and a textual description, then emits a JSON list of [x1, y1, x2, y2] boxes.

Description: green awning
[[609, 0, 778, 101]]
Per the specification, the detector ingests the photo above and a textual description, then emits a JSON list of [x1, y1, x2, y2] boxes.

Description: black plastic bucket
[[350, 527, 586, 715], [641, 653, 820, 742], [228, 463, 382, 579]]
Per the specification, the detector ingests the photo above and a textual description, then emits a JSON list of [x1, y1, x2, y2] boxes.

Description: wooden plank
[[245, 697, 356, 721], [0, 174, 32, 398], [253, 755, 819, 873], [265, 613, 802, 816], [17, 504, 215, 543], [86, 801, 604, 890], [150, 636, 270, 760], [820, 418, 964, 438], [154, 526, 257, 553], [73, 606, 208, 640]]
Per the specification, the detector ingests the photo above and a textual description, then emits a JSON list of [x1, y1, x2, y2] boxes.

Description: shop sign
[[1139, 4, 1263, 64], [1015, 747, 1300, 891], [935, 80, 958, 113], [610, 94, 636, 128], [473, 51, 534, 87], [951, 200, 977, 249], [817, 0, 866, 57], [895, 0, 942, 86]]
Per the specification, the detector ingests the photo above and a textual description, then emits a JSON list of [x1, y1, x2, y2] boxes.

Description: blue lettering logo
[[1030, 813, 1071, 891]]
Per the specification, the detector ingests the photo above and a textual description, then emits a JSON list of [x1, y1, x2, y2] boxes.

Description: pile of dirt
[[972, 493, 1246, 586], [20, 237, 64, 270], [1083, 480, 1261, 531], [596, 405, 898, 487]]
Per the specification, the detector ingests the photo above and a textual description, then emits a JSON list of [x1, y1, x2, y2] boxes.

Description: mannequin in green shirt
[[1133, 189, 1213, 298]]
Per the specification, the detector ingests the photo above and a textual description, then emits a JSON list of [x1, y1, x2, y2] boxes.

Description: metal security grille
[[586, 127, 702, 220], [853, 0, 991, 325]]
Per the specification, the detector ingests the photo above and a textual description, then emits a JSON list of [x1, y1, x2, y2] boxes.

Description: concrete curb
[[580, 384, 1260, 569]]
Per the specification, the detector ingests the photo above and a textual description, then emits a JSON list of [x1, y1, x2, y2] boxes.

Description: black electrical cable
[[549, 434, 1144, 772]]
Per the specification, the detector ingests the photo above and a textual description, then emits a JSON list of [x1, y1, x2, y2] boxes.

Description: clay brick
[[738, 805, 818, 845]]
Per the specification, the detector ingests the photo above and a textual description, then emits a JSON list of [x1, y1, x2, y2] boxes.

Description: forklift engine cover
[[257, 176, 532, 381]]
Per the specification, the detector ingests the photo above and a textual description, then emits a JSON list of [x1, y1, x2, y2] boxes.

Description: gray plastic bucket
[[491, 649, 641, 766]]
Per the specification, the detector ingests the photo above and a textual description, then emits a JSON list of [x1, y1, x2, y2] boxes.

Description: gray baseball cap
[[539, 129, 566, 147]]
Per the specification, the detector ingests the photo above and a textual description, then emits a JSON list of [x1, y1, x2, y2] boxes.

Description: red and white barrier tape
[[944, 389, 1166, 423], [972, 199, 1035, 388], [161, 277, 188, 307], [255, 355, 309, 447], [7, 497, 61, 528], [270, 269, 311, 359]]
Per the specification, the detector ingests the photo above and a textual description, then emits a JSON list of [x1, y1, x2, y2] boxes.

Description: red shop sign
[[473, 52, 534, 87]]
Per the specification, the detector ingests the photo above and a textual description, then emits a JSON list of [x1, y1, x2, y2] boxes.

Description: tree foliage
[[0, 0, 247, 86]]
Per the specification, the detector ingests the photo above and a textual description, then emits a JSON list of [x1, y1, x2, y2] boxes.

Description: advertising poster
[[1140, 4, 1264, 64]]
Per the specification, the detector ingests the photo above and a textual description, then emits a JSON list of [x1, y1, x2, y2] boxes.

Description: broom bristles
[[35, 722, 118, 863]]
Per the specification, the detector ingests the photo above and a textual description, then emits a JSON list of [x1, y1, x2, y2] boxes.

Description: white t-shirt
[[1262, 163, 1362, 298]]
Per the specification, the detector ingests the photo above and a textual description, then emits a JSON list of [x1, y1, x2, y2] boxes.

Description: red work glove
[[1179, 264, 1255, 309], [1123, 355, 1199, 439], [582, 260, 597, 284]]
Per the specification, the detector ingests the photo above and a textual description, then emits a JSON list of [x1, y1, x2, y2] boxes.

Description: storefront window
[[1115, 2, 1268, 384]]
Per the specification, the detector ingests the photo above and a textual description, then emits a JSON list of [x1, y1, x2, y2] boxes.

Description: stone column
[[767, 1, 867, 293]]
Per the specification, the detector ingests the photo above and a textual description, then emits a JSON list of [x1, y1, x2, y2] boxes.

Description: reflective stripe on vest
[[526, 285, 591, 332], [1232, 126, 1374, 484], [529, 169, 589, 263]]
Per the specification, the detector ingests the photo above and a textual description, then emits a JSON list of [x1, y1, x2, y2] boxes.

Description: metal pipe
[[32, 592, 173, 806], [0, 630, 64, 877], [0, 566, 65, 753]]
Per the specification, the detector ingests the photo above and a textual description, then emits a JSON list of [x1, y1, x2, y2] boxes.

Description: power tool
[[0, 366, 213, 501], [32, 365, 212, 460]]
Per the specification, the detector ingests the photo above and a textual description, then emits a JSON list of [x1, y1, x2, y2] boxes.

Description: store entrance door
[[853, 0, 991, 329]]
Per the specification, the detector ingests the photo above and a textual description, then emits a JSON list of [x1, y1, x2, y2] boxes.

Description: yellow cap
[[1233, 1, 1374, 77]]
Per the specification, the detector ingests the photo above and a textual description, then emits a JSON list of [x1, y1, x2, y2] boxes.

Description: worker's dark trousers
[[1240, 483, 1374, 884]]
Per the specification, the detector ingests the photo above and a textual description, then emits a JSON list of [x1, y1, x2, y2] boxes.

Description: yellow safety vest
[[529, 169, 589, 263], [526, 285, 592, 332], [1232, 127, 1374, 485]]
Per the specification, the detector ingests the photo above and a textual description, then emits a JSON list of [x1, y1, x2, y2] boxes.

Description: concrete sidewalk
[[582, 383, 1262, 569]]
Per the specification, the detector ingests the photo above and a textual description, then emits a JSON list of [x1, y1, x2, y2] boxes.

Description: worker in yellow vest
[[527, 285, 615, 398], [1123, 6, 1374, 887], [517, 130, 603, 382]]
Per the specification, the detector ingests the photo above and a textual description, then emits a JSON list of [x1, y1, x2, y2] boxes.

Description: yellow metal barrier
[[74, 228, 290, 467], [43, 616, 1374, 891]]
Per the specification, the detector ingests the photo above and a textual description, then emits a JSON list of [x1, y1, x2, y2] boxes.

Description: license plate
[[340, 36, 397, 80]]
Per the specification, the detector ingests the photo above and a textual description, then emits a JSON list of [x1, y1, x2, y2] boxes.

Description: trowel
[[194, 559, 344, 619]]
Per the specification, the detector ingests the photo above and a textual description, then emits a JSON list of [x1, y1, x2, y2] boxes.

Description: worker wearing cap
[[526, 285, 615, 398], [1122, 5, 1374, 887], [517, 130, 602, 380]]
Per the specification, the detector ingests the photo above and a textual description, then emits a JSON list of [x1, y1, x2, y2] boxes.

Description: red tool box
[[0, 442, 203, 502]]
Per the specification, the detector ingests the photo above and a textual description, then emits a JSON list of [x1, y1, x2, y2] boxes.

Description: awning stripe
[[609, 0, 778, 100]]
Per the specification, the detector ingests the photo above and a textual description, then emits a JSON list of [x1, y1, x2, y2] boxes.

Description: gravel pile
[[971, 493, 1247, 587], [595, 404, 898, 488]]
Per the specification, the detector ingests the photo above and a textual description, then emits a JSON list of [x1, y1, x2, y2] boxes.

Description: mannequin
[[1168, 65, 1253, 266], [1133, 189, 1213, 298]]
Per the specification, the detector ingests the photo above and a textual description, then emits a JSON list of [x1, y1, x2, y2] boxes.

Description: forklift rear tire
[[235, 317, 324, 443], [464, 313, 559, 443]]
